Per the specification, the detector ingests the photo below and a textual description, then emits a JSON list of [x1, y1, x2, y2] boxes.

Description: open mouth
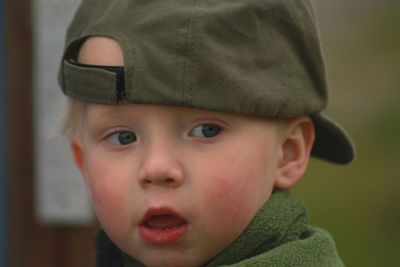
[[139, 208, 189, 245]]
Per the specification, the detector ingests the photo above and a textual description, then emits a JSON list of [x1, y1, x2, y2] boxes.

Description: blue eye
[[191, 124, 222, 138], [106, 131, 137, 145]]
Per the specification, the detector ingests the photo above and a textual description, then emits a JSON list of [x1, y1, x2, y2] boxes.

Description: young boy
[[58, 0, 354, 266]]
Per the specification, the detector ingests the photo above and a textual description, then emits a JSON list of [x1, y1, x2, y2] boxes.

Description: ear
[[71, 136, 95, 201], [274, 116, 315, 189], [71, 136, 85, 174]]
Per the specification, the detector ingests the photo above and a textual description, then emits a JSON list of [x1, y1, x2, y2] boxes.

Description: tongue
[[145, 214, 186, 229]]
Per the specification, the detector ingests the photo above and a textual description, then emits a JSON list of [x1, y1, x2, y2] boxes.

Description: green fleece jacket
[[95, 190, 345, 267]]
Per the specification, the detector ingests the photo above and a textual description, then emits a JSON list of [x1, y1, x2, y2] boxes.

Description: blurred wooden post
[[0, 0, 6, 264], [5, 0, 96, 266]]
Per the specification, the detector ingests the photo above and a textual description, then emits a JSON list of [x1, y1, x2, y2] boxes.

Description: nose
[[138, 140, 184, 188]]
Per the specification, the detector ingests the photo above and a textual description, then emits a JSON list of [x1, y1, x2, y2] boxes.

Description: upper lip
[[139, 207, 187, 226]]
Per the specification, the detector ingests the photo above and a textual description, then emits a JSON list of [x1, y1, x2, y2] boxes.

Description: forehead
[[83, 102, 237, 121], [78, 37, 124, 66], [82, 102, 282, 131]]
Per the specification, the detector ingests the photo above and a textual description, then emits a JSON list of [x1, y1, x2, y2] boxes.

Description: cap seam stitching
[[183, 0, 200, 104], [189, 0, 201, 105]]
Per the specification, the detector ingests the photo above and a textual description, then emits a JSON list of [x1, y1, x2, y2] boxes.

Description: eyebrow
[[86, 104, 132, 122]]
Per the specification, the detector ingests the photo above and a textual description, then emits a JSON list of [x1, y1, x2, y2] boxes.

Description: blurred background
[[2, 0, 400, 266], [294, 1, 400, 267]]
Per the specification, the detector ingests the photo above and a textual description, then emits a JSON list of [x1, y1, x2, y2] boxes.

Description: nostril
[[139, 164, 184, 187], [165, 178, 175, 184], [142, 178, 152, 185], [142, 177, 176, 185]]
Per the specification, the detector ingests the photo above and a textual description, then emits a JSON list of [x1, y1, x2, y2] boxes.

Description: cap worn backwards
[[58, 0, 354, 164]]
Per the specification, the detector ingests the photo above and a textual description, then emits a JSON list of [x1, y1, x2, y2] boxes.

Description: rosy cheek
[[201, 167, 260, 232], [85, 160, 134, 236]]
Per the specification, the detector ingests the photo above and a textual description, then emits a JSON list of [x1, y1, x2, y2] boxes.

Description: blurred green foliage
[[293, 1, 400, 267]]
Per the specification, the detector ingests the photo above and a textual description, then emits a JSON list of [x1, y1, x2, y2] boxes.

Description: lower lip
[[139, 224, 189, 245]]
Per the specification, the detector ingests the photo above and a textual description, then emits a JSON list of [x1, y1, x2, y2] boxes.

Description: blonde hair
[[61, 98, 84, 139]]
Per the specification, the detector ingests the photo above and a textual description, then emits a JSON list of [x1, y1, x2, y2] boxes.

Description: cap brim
[[310, 114, 355, 164]]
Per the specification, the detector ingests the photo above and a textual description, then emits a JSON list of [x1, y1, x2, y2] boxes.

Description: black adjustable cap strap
[[62, 59, 126, 103]]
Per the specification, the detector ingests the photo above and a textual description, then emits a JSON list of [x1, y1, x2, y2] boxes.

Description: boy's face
[[71, 37, 310, 267], [74, 103, 285, 267]]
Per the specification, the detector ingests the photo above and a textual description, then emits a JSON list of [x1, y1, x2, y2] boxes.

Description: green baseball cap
[[58, 0, 354, 164]]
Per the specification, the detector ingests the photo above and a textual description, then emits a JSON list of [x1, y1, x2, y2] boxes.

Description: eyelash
[[105, 130, 137, 146], [189, 123, 224, 138], [102, 122, 224, 146]]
